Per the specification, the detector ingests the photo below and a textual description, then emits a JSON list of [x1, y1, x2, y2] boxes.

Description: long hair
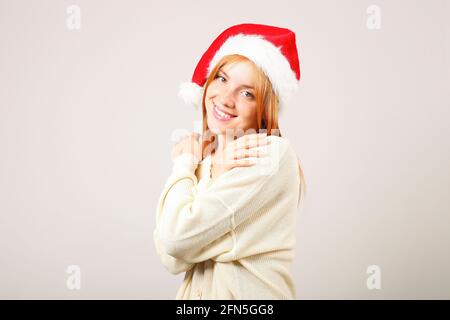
[[200, 54, 306, 206]]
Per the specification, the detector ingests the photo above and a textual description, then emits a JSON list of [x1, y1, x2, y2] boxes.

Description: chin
[[208, 126, 223, 135], [207, 123, 231, 135]]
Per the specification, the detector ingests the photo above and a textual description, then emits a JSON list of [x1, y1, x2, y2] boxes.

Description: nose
[[218, 87, 235, 108]]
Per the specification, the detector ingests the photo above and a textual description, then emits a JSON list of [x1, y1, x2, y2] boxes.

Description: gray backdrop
[[0, 0, 449, 299]]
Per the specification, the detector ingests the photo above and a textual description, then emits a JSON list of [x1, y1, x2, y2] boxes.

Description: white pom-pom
[[178, 82, 203, 109]]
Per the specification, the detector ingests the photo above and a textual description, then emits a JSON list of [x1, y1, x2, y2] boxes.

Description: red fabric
[[191, 23, 301, 87]]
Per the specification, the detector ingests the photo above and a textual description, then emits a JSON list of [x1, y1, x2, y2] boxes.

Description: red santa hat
[[179, 23, 301, 112]]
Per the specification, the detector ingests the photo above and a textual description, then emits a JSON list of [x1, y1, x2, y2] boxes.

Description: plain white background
[[0, 0, 449, 299]]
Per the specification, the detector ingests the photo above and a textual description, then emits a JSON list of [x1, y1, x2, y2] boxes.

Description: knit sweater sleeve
[[154, 136, 290, 263], [153, 228, 195, 275]]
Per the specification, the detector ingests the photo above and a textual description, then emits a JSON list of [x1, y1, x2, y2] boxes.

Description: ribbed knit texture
[[154, 136, 300, 299]]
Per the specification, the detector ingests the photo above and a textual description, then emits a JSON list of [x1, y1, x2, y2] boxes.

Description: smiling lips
[[213, 104, 237, 121]]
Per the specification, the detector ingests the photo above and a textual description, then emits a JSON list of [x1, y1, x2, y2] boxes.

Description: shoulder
[[266, 135, 298, 164], [245, 135, 298, 178]]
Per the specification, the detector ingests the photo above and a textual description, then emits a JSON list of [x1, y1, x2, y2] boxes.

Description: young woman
[[154, 23, 306, 299]]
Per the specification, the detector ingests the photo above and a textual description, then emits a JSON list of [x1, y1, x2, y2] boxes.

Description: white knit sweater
[[154, 135, 300, 299]]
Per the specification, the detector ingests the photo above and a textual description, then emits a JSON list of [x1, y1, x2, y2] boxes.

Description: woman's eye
[[242, 91, 254, 99], [215, 74, 226, 82]]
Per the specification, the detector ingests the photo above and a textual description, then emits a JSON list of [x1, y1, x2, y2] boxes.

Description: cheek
[[205, 84, 219, 98], [236, 102, 257, 119]]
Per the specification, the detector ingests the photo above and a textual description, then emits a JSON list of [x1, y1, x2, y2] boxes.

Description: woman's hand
[[214, 133, 270, 172], [171, 132, 203, 162]]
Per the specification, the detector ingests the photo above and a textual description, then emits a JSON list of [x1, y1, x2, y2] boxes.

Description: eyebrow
[[219, 70, 254, 90]]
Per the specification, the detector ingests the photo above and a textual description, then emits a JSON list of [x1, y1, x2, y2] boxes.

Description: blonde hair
[[200, 54, 306, 206]]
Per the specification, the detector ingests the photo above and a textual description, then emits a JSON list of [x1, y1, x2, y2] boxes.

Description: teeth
[[215, 106, 233, 119]]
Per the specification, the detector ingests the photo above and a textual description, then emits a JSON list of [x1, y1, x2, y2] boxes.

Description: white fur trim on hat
[[207, 34, 299, 109], [178, 82, 203, 109]]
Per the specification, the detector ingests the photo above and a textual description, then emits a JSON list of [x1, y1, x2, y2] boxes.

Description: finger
[[183, 133, 200, 147], [180, 132, 200, 142], [229, 158, 258, 168], [234, 133, 267, 145], [230, 147, 268, 160], [174, 133, 189, 144], [236, 133, 267, 143], [234, 135, 270, 151]]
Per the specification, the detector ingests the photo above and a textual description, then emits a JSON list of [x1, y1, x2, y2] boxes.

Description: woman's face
[[205, 61, 258, 135]]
